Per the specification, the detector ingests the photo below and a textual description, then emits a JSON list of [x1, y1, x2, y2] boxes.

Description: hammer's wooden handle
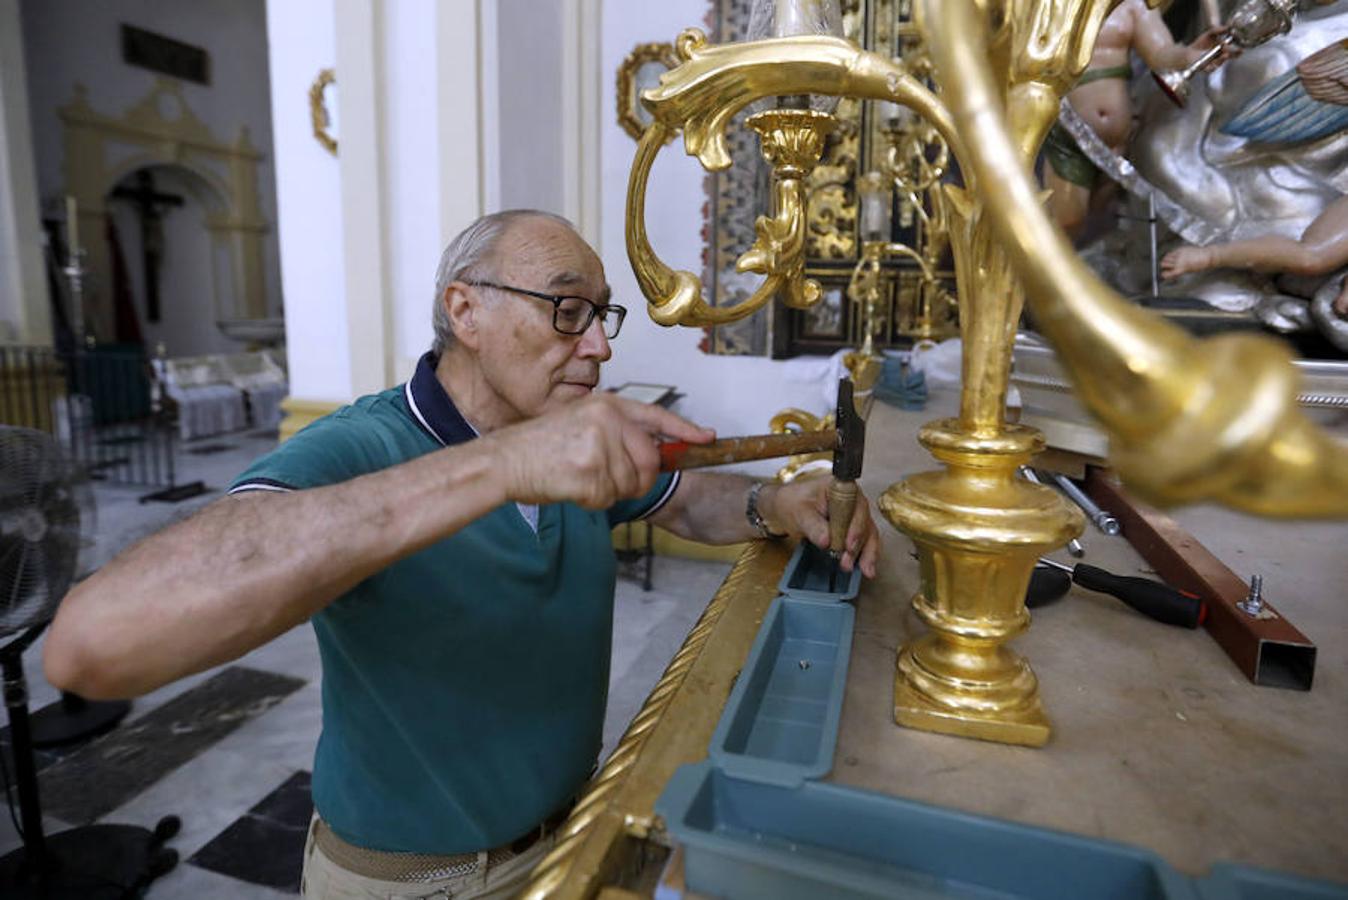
[[658, 430, 838, 472], [827, 478, 858, 554]]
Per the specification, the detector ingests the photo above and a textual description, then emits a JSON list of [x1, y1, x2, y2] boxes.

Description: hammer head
[[833, 377, 866, 481]]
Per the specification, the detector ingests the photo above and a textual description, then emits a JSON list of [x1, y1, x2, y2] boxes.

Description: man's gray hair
[[431, 209, 574, 354]]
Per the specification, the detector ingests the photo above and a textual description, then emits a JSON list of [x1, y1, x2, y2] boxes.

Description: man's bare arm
[[648, 472, 879, 576], [648, 473, 778, 546], [45, 394, 714, 699], [45, 440, 507, 699], [1132, 3, 1212, 72]]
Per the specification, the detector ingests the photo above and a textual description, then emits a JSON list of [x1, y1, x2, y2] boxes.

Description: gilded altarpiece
[[703, 0, 947, 357]]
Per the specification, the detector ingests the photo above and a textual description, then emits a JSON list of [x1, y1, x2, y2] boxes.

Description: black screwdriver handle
[[1072, 564, 1206, 629]]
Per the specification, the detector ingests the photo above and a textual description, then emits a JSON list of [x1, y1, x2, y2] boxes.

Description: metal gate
[[0, 344, 179, 490]]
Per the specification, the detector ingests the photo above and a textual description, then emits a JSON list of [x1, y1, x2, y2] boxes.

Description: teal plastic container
[[1196, 863, 1348, 900], [777, 540, 862, 603], [658, 762, 1200, 900], [708, 596, 854, 787]]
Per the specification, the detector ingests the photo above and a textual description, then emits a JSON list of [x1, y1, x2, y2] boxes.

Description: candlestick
[[858, 170, 892, 243], [65, 194, 80, 254]]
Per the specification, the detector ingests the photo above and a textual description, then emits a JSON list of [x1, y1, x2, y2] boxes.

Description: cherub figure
[[1044, 0, 1230, 237], [1161, 193, 1348, 317]]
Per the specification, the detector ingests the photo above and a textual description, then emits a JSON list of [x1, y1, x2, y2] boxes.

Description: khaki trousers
[[301, 815, 555, 900]]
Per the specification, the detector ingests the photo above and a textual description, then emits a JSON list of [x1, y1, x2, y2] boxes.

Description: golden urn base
[[880, 419, 1083, 748], [895, 632, 1050, 746]]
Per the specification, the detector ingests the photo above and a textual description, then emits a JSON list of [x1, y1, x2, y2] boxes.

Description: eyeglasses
[[466, 281, 627, 339]]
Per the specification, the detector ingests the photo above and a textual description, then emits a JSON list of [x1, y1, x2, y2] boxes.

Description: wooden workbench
[[524, 388, 1347, 898], [831, 391, 1348, 883]]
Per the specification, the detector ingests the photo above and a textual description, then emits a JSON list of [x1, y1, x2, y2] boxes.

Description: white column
[[267, 0, 349, 405], [0, 0, 53, 345], [268, 0, 494, 417], [337, 0, 495, 388], [560, 0, 604, 247], [334, 0, 393, 396]]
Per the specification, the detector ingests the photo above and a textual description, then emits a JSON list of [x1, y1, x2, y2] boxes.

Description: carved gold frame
[[616, 42, 680, 141], [309, 67, 338, 156], [620, 41, 684, 140]]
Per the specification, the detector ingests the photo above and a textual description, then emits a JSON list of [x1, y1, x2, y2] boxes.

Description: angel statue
[[1161, 37, 1348, 350]]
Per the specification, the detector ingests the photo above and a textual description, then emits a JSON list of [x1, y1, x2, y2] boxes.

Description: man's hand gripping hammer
[[656, 377, 867, 566], [826, 377, 866, 565]]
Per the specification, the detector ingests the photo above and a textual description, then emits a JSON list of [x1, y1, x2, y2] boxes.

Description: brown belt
[[313, 804, 572, 883]]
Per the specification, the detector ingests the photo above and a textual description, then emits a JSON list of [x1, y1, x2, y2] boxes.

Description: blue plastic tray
[[1195, 863, 1348, 900], [658, 762, 1200, 900], [708, 596, 854, 787], [777, 539, 862, 603]]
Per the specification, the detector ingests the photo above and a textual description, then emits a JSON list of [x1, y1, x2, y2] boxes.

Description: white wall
[[598, 1, 838, 471], [19, 0, 284, 333], [263, 0, 842, 440], [499, 0, 566, 217], [0, 0, 50, 344], [266, 0, 348, 402], [384, 0, 444, 373], [265, 0, 496, 403]]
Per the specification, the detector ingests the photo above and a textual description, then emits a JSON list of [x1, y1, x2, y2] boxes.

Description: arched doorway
[[105, 163, 236, 356], [60, 79, 273, 348]]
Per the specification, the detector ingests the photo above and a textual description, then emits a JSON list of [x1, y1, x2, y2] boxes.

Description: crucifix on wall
[[111, 170, 183, 322]]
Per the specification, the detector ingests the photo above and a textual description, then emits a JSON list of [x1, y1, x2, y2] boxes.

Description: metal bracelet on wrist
[[745, 480, 786, 540]]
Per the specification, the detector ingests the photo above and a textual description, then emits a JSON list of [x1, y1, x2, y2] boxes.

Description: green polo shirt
[[230, 352, 681, 854]]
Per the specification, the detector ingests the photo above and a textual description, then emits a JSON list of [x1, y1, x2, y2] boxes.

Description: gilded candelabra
[[623, 0, 1348, 754], [519, 0, 1348, 895], [875, 72, 958, 342], [626, 10, 1079, 746]]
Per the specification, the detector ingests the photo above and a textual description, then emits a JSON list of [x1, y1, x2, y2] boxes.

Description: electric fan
[[0, 426, 179, 899]]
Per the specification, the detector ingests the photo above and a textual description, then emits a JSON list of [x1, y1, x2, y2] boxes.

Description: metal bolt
[[1238, 575, 1264, 616], [1047, 471, 1121, 536], [1021, 467, 1087, 556]]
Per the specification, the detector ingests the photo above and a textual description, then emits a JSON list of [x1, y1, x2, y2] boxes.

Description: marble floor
[[0, 431, 731, 898]]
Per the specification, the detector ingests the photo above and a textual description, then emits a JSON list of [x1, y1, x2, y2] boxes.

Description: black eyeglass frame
[[465, 281, 627, 339]]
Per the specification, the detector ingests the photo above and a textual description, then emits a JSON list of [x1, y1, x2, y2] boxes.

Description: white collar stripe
[[404, 380, 447, 447]]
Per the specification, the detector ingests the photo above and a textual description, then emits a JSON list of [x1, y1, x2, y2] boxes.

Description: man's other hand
[[765, 477, 881, 578], [490, 394, 714, 510]]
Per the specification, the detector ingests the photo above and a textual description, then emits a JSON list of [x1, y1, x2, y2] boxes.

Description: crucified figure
[[1161, 195, 1348, 319], [1044, 0, 1230, 238]]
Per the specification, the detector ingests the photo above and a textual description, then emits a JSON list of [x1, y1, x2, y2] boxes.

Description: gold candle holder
[[883, 423, 1081, 745]]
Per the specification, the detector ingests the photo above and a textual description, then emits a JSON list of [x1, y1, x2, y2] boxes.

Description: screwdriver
[[1036, 557, 1207, 629]]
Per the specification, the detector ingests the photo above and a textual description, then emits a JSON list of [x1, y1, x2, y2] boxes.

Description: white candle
[[771, 0, 839, 37], [65, 195, 80, 254], [858, 172, 892, 242]]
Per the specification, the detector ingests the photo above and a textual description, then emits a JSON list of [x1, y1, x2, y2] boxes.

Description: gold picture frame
[[308, 67, 337, 156], [616, 42, 679, 141]]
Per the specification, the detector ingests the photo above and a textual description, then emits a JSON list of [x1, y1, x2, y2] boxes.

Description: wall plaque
[[121, 24, 210, 86]]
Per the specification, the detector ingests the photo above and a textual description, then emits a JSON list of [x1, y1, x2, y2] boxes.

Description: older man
[[43, 209, 880, 899]]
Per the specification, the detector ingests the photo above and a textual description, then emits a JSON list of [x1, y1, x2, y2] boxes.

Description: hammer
[[658, 378, 867, 559]]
